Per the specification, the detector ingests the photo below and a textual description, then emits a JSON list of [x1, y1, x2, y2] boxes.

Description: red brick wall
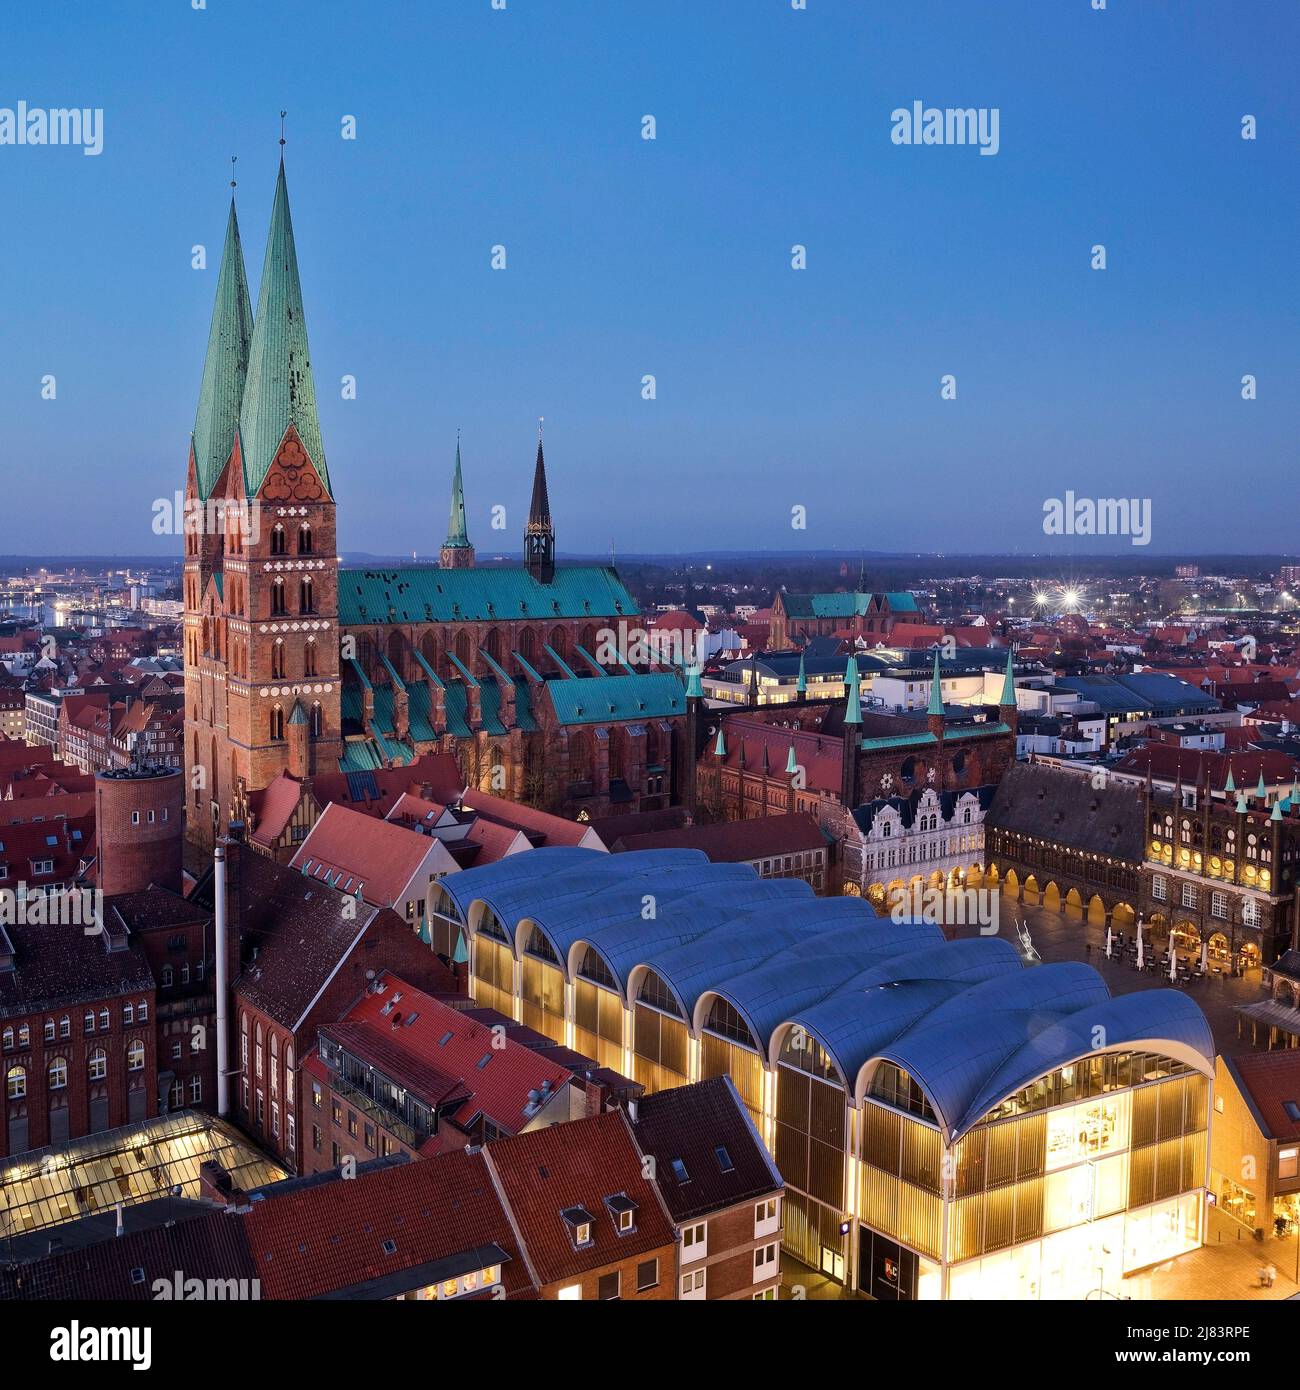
[[0, 991, 157, 1159]]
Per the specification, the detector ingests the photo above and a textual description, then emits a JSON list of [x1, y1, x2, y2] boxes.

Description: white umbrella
[[1169, 945, 1178, 982], [1200, 937, 1209, 971], [1104, 924, 1113, 959], [1136, 918, 1145, 970]]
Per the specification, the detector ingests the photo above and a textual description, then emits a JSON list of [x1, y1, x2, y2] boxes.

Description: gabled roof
[[631, 1076, 782, 1222], [290, 801, 436, 906], [484, 1109, 674, 1285], [1223, 1051, 1300, 1142]]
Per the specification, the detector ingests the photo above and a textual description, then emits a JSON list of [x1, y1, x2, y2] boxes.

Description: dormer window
[[561, 1205, 595, 1248], [605, 1193, 638, 1234]]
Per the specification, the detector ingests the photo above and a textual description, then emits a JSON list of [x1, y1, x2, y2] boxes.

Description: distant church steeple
[[440, 435, 474, 569], [524, 418, 555, 583]]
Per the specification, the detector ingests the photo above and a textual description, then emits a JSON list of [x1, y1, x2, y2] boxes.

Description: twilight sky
[[1, 0, 1296, 558]]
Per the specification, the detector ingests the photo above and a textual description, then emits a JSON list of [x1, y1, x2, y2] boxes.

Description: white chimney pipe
[[114, 1202, 124, 1238], [214, 842, 230, 1118]]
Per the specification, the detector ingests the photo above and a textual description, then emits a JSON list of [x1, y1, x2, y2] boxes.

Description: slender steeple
[[524, 418, 555, 582], [998, 646, 1016, 708], [238, 155, 330, 498], [927, 650, 945, 717], [1224, 767, 1236, 794], [842, 656, 862, 726], [796, 650, 807, 697], [441, 435, 475, 568], [714, 725, 727, 758], [193, 191, 253, 499]]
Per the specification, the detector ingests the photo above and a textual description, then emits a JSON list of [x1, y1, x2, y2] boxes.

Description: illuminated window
[[1281, 1149, 1299, 1180]]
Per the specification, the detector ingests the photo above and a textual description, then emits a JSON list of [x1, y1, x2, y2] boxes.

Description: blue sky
[[1, 0, 1296, 557]]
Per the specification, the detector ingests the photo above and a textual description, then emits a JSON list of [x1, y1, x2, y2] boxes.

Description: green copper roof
[[192, 199, 253, 500], [785, 744, 799, 775], [544, 672, 685, 727], [796, 651, 807, 695], [238, 161, 330, 498], [999, 647, 1016, 706], [1271, 801, 1284, 822], [927, 650, 944, 717], [444, 439, 471, 549], [782, 590, 920, 620], [714, 725, 726, 757], [338, 564, 639, 626], [685, 664, 703, 699], [1256, 772, 1268, 799], [843, 656, 862, 726], [1224, 770, 1236, 793], [1236, 793, 1249, 814]]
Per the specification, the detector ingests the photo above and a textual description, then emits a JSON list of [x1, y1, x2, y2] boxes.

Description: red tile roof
[[290, 801, 436, 907], [484, 1109, 674, 1285], [1224, 1052, 1300, 1142], [243, 1149, 536, 1300], [325, 978, 575, 1137]]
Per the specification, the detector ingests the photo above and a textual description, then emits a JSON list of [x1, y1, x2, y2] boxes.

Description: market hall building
[[427, 847, 1215, 1300]]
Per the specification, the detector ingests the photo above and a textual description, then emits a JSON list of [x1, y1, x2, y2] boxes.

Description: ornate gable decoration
[[258, 427, 327, 504]]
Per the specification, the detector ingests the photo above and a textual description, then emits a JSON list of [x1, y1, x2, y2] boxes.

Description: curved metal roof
[[700, 916, 942, 1047], [441, 849, 1215, 1139], [781, 938, 1022, 1081]]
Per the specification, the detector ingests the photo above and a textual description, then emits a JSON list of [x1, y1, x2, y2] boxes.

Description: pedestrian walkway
[[1124, 1209, 1297, 1301]]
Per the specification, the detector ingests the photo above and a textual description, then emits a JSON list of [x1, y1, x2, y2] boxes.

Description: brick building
[[183, 165, 692, 862], [187, 842, 460, 1173], [768, 589, 921, 650], [0, 918, 157, 1158], [484, 1107, 677, 1300], [630, 1075, 785, 1300], [301, 975, 585, 1173]]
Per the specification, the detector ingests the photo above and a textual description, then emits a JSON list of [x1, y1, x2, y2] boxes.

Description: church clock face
[[879, 772, 894, 794]]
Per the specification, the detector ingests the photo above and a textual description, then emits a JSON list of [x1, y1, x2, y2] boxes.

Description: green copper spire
[[1224, 768, 1236, 794], [685, 664, 703, 699], [1236, 793, 1249, 814], [1272, 799, 1284, 822], [785, 744, 798, 775], [796, 651, 807, 696], [238, 159, 330, 498], [713, 725, 727, 757], [445, 437, 470, 549], [193, 197, 253, 500], [843, 656, 862, 726], [927, 650, 944, 718], [999, 646, 1016, 706], [1256, 771, 1268, 800]]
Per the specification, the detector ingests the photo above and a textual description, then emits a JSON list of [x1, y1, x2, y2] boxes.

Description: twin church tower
[[182, 156, 558, 854]]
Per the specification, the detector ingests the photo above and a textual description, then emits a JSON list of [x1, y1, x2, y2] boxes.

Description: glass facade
[[450, 889, 1212, 1300]]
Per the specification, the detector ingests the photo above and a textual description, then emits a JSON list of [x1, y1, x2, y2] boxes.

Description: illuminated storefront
[[431, 847, 1215, 1300]]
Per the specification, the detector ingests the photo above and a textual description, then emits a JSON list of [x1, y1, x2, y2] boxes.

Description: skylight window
[[715, 1146, 734, 1174], [670, 1158, 690, 1184]]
